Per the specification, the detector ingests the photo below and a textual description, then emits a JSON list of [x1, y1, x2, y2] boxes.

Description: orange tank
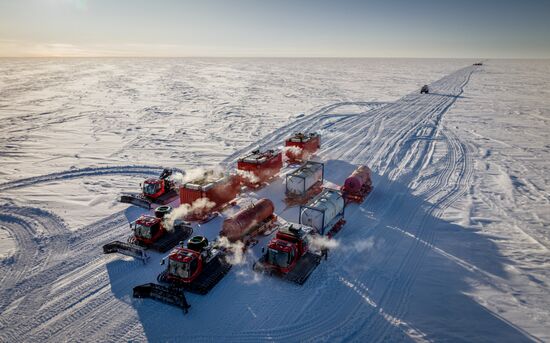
[[221, 198, 275, 242]]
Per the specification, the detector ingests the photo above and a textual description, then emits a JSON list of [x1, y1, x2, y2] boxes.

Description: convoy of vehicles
[[107, 132, 374, 312]]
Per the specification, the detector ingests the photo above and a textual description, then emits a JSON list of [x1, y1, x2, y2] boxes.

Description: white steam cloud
[[309, 235, 340, 251], [283, 146, 303, 162], [164, 197, 216, 230], [308, 236, 375, 254], [236, 269, 264, 284], [217, 236, 247, 265], [236, 169, 260, 184], [351, 238, 374, 253], [169, 167, 225, 186], [168, 171, 185, 186]]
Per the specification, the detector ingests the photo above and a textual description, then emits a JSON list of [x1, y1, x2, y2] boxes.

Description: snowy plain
[[0, 58, 549, 342]]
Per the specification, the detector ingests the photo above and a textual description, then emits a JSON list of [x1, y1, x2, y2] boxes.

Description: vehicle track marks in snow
[[3, 64, 513, 342], [0, 165, 163, 192]]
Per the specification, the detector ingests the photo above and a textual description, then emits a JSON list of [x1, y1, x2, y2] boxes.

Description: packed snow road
[[1, 62, 549, 342]]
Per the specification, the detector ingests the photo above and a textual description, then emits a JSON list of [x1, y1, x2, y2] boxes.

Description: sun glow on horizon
[[1, 0, 549, 58]]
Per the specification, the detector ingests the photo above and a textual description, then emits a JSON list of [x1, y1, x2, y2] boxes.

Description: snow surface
[[1, 58, 549, 342]]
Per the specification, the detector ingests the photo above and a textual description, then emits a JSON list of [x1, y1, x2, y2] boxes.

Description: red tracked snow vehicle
[[120, 168, 180, 209], [133, 235, 231, 312], [156, 236, 232, 294], [284, 132, 321, 163], [285, 161, 324, 206], [237, 149, 283, 187], [103, 206, 193, 261], [220, 198, 277, 244], [254, 224, 323, 285], [341, 165, 373, 204], [179, 171, 241, 221]]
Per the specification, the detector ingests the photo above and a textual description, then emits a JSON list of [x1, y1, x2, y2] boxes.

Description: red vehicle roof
[[135, 215, 161, 227], [268, 238, 293, 252], [169, 247, 200, 263]]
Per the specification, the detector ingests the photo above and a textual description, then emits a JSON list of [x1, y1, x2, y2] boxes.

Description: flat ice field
[[1, 58, 549, 342]]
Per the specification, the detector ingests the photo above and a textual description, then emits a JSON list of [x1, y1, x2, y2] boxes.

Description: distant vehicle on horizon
[[420, 85, 430, 94]]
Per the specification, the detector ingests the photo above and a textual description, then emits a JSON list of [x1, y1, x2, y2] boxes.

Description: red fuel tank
[[343, 165, 372, 193], [221, 198, 275, 242]]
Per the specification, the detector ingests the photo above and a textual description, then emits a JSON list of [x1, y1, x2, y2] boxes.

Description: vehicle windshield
[[134, 224, 152, 239], [169, 259, 190, 279], [143, 182, 160, 195], [266, 248, 289, 268]]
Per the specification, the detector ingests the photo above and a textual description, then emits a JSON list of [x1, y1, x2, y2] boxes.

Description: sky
[[0, 0, 549, 58]]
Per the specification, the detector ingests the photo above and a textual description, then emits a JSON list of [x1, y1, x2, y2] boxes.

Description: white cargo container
[[285, 161, 324, 197], [299, 188, 345, 235]]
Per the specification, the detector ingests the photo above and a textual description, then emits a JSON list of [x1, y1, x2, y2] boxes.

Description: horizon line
[[1, 56, 547, 60]]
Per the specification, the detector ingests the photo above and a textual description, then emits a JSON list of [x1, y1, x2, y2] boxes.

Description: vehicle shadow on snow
[[123, 205, 148, 223], [428, 92, 467, 99], [325, 159, 537, 342], [104, 159, 537, 342]]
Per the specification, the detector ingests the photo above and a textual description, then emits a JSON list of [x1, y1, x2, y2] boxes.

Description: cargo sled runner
[[120, 168, 180, 209]]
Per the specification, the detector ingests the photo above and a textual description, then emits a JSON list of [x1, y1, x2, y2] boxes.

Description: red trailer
[[341, 165, 372, 204], [221, 198, 277, 243], [179, 171, 241, 221], [285, 132, 321, 163], [237, 149, 283, 187]]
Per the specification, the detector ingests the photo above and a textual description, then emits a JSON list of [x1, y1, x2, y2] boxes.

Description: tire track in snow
[[0, 206, 70, 342], [0, 206, 133, 342], [222, 101, 389, 166], [1, 65, 478, 342], [337, 69, 477, 342], [341, 69, 477, 343], [0, 165, 163, 192], [363, 130, 474, 342]]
